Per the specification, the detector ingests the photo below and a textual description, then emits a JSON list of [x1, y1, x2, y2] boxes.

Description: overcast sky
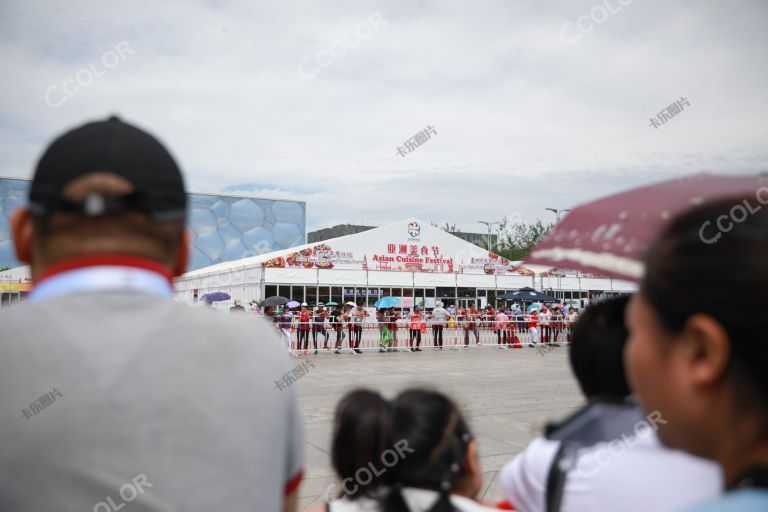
[[1, 0, 766, 232]]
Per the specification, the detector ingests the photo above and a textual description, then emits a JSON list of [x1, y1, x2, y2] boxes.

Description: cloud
[[1, 0, 766, 233]]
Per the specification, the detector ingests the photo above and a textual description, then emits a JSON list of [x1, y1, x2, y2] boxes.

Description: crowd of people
[[257, 301, 582, 355], [1, 118, 765, 511]]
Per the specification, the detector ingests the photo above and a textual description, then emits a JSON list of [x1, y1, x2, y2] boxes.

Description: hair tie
[[450, 463, 461, 474], [440, 480, 452, 491]]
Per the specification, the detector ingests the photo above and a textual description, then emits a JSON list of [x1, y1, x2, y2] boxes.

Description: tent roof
[[181, 217, 544, 278]]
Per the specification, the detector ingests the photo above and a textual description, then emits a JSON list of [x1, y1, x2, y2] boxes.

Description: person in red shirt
[[297, 304, 312, 355], [408, 307, 424, 352], [311, 304, 329, 354]]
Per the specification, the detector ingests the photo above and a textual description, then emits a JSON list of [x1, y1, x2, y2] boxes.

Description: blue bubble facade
[[0, 178, 306, 271]]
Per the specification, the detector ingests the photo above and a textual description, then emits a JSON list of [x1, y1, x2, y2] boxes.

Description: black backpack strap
[[545, 441, 572, 512], [325, 501, 331, 512]]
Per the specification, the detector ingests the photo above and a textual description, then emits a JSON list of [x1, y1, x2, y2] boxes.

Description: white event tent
[[174, 218, 637, 310]]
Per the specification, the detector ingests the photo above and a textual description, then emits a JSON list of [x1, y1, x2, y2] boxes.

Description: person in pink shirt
[[408, 307, 424, 352], [494, 309, 510, 349]]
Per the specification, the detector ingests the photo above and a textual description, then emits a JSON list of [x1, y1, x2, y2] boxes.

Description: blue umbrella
[[201, 291, 231, 302], [374, 296, 400, 309], [286, 300, 301, 309]]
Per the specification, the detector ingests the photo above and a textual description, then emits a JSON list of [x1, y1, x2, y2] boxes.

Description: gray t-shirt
[[0, 291, 303, 512], [430, 307, 450, 326]]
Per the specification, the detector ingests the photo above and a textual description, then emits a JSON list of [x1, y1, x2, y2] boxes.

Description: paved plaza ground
[[293, 344, 583, 508]]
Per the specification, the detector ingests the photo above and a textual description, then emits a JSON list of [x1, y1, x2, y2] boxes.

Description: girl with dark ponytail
[[378, 389, 497, 512], [304, 389, 496, 512]]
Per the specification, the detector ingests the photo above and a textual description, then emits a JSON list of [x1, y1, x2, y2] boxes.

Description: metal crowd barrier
[[268, 315, 575, 354]]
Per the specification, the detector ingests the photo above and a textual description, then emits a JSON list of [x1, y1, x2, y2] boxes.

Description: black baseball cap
[[28, 115, 187, 221]]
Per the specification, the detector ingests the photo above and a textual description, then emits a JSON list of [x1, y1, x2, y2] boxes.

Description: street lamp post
[[478, 220, 500, 252], [545, 208, 571, 222]]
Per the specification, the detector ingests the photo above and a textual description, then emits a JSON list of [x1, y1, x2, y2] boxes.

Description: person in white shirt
[[430, 302, 450, 350], [501, 297, 721, 512], [566, 309, 578, 343], [538, 307, 551, 344]]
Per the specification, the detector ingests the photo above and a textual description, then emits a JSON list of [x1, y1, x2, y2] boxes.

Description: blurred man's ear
[[172, 227, 191, 278], [11, 208, 34, 265]]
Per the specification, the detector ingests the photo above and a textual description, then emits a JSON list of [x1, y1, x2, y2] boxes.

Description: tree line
[[432, 218, 554, 261]]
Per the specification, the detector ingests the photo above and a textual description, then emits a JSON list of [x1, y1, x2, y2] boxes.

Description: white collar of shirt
[[29, 265, 174, 303]]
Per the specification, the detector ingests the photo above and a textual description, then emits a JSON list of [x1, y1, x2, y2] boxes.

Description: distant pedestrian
[[462, 303, 480, 348], [349, 303, 367, 354], [298, 303, 312, 354], [494, 309, 510, 348], [277, 306, 294, 352], [430, 301, 450, 350], [528, 310, 540, 346], [312, 303, 329, 354], [331, 304, 345, 353], [408, 306, 424, 352]]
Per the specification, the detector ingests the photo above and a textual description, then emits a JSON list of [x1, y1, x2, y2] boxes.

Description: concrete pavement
[[293, 344, 583, 508]]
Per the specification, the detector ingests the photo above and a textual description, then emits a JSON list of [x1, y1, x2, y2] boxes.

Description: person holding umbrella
[[376, 308, 392, 352]]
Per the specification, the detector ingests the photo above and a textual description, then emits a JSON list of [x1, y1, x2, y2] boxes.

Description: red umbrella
[[525, 173, 768, 281]]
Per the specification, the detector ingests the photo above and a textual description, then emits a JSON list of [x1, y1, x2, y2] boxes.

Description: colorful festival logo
[[407, 221, 421, 238]]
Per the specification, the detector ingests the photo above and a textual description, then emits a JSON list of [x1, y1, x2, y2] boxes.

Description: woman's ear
[[681, 313, 731, 389]]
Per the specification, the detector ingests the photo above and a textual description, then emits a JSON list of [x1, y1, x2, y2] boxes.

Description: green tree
[[494, 218, 553, 261]]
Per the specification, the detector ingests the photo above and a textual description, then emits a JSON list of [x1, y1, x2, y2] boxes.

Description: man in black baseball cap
[[12, 115, 189, 279], [1, 116, 305, 511]]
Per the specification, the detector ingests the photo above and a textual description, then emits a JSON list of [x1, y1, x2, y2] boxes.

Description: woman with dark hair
[[625, 194, 768, 510], [376, 389, 496, 512], [305, 389, 496, 512], [336, 389, 393, 501], [303, 389, 393, 512]]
